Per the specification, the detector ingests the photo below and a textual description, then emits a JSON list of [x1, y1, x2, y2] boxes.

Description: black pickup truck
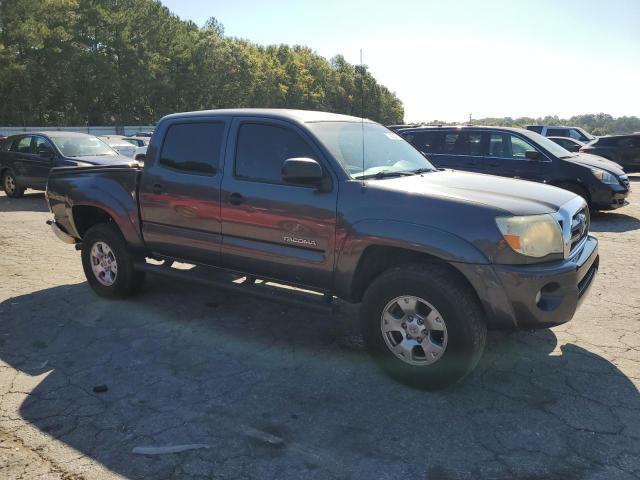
[[46, 109, 599, 389]]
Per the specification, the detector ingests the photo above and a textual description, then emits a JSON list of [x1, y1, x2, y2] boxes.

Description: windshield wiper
[[409, 167, 435, 174], [356, 170, 415, 180]]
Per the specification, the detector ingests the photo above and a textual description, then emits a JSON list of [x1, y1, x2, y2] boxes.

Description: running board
[[134, 262, 334, 315]]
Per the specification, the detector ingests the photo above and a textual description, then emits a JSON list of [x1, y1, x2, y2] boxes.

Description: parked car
[[99, 135, 137, 157], [397, 125, 629, 210], [526, 125, 595, 143], [0, 132, 132, 197], [548, 136, 585, 152], [579, 134, 640, 172], [123, 136, 149, 148], [45, 109, 599, 389]]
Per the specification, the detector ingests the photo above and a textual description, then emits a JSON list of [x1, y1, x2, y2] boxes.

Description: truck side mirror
[[282, 157, 323, 184], [525, 150, 541, 160]]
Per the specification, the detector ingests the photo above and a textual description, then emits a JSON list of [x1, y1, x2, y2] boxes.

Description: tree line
[[423, 114, 640, 136], [0, 0, 405, 126]]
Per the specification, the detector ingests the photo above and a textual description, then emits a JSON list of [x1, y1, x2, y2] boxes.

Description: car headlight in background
[[496, 214, 563, 258], [590, 168, 619, 185]]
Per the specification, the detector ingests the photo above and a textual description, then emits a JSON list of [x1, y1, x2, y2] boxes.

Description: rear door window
[[406, 131, 440, 154], [443, 132, 466, 154], [468, 133, 483, 155], [10, 136, 33, 153], [159, 122, 225, 175], [546, 128, 568, 137]]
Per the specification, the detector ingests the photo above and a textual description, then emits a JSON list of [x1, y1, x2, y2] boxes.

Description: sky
[[160, 0, 640, 123]]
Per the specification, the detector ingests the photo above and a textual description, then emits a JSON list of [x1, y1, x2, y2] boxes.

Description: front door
[[139, 119, 228, 266], [220, 118, 338, 290], [479, 132, 548, 182]]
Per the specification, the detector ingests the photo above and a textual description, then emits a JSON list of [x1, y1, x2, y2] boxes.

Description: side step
[[135, 262, 334, 315]]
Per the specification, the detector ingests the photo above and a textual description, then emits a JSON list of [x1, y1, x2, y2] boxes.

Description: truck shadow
[[0, 191, 48, 212], [1, 280, 638, 479]]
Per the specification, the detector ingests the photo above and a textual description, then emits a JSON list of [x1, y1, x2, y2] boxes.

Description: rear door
[[220, 117, 338, 290], [139, 118, 229, 265], [7, 135, 39, 186], [427, 130, 485, 172]]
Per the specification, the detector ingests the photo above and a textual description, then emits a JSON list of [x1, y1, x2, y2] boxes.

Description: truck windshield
[[307, 121, 435, 179], [50, 136, 118, 157]]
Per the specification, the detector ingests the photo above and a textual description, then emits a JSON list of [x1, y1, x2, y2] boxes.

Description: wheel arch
[[334, 220, 489, 303]]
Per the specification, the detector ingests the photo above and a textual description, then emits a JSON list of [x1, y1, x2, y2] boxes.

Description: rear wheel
[[81, 223, 145, 298], [361, 263, 487, 390], [2, 171, 25, 198]]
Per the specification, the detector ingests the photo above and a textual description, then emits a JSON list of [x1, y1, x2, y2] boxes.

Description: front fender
[[333, 219, 490, 299]]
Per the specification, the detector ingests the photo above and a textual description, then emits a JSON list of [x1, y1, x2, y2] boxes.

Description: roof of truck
[[160, 108, 371, 124]]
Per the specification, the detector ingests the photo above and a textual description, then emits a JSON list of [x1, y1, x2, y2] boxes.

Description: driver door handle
[[228, 192, 246, 205]]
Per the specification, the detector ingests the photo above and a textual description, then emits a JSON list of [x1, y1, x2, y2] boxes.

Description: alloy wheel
[[380, 295, 448, 365]]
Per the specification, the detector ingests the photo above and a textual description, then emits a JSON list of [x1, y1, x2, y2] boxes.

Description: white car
[[99, 135, 137, 158]]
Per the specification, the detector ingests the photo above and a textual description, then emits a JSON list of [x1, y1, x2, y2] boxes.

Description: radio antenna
[[360, 49, 365, 187]]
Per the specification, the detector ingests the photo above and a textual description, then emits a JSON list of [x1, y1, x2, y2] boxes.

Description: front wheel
[[2, 171, 25, 198], [361, 264, 487, 390], [81, 223, 145, 298]]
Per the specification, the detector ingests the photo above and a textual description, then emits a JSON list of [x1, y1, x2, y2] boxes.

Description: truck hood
[[565, 153, 625, 175], [66, 155, 135, 166], [375, 170, 576, 216]]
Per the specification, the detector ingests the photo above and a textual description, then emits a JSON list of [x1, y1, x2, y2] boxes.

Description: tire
[[81, 223, 146, 298], [2, 170, 25, 198], [361, 263, 487, 390]]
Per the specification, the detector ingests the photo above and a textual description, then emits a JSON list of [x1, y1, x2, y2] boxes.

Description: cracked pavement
[[0, 181, 639, 480]]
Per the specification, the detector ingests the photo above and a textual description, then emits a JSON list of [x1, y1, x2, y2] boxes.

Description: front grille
[[569, 207, 589, 253]]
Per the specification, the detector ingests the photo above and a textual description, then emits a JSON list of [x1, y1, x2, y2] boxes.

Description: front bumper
[[456, 235, 599, 330], [591, 183, 630, 210]]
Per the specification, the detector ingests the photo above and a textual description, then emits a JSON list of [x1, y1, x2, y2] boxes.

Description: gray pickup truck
[[46, 109, 599, 389]]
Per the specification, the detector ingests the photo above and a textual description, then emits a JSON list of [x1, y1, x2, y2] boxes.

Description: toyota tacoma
[[45, 109, 599, 389]]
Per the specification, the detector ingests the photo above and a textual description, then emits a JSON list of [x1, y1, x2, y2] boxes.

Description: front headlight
[[590, 168, 618, 185], [495, 214, 563, 258]]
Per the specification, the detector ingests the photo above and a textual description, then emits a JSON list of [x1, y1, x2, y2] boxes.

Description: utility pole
[[469, 113, 472, 124]]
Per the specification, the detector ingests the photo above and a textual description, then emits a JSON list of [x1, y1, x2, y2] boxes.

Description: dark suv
[[579, 135, 640, 172], [397, 126, 630, 210]]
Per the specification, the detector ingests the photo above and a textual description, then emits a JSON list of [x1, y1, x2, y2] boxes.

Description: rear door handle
[[152, 183, 164, 194], [228, 192, 246, 205]]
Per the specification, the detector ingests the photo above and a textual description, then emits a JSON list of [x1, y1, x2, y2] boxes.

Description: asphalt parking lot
[[1, 181, 639, 480]]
